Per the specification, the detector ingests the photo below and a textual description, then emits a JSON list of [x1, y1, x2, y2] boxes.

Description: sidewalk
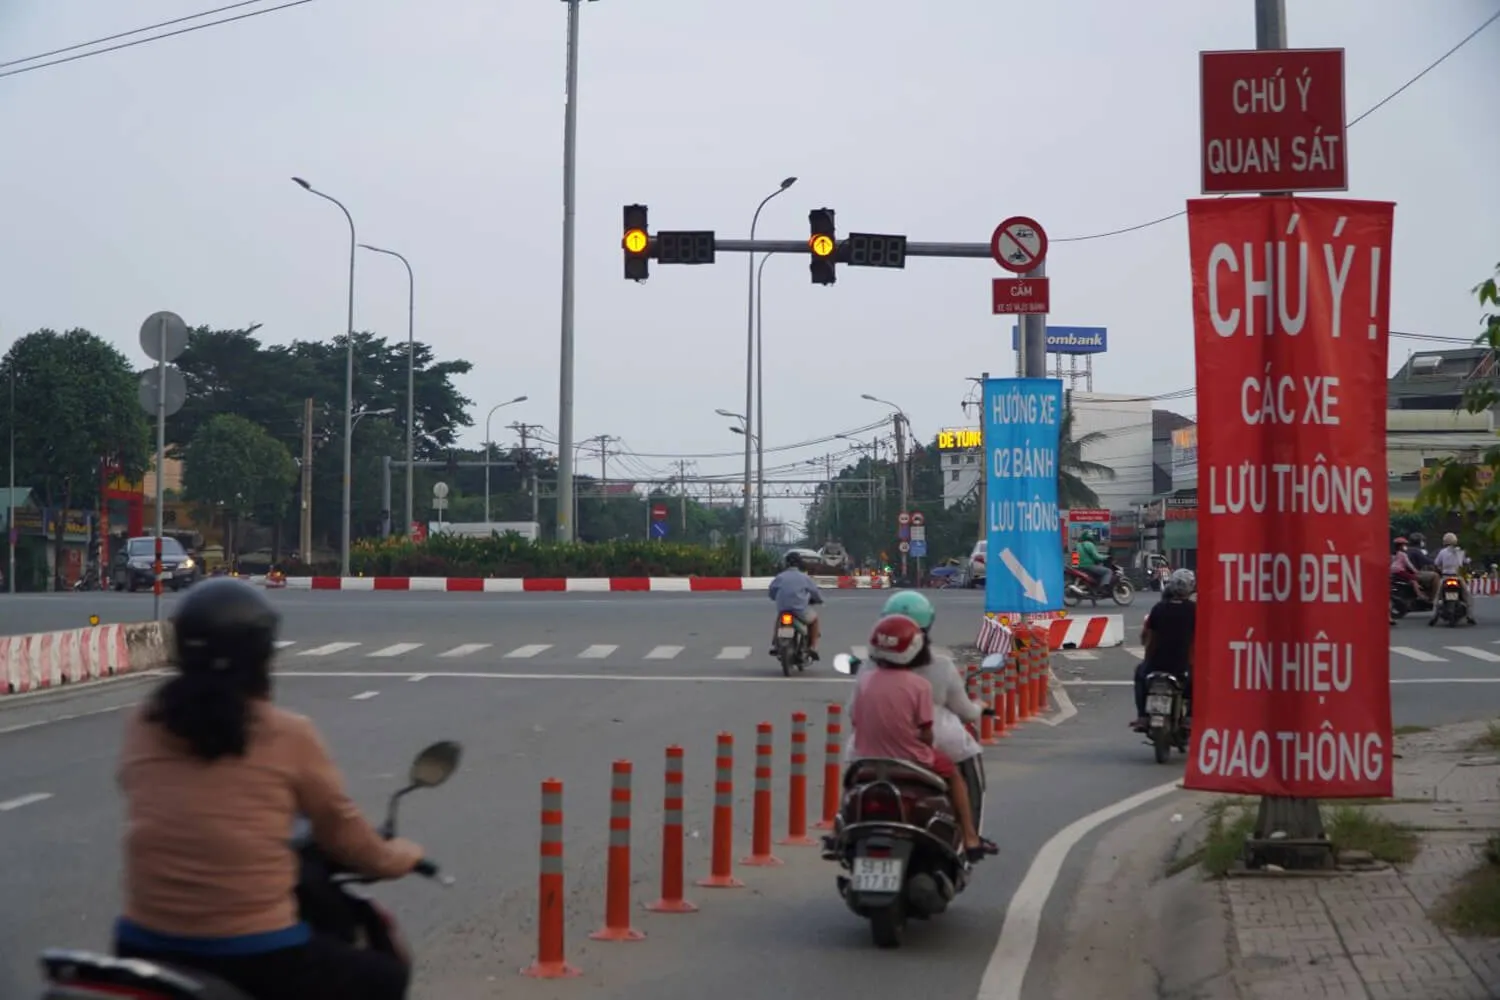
[[1224, 720, 1500, 999]]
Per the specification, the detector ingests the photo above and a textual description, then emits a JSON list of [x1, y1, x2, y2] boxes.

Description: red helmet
[[867, 614, 926, 667], [1393, 537, 1408, 547]]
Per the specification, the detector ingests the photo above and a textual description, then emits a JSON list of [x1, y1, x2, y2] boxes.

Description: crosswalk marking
[[1444, 646, 1500, 663], [1391, 646, 1446, 662], [300, 642, 361, 657], [1123, 646, 1145, 659], [717, 646, 752, 660], [369, 643, 423, 658], [578, 644, 618, 659], [439, 644, 491, 658], [644, 645, 683, 660], [504, 644, 552, 659], [1060, 650, 1097, 661]]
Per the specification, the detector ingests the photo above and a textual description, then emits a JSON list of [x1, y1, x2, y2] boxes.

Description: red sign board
[[651, 504, 668, 520], [1199, 48, 1347, 195], [410, 521, 428, 543], [1183, 195, 1394, 798], [991, 277, 1049, 315], [989, 216, 1048, 274]]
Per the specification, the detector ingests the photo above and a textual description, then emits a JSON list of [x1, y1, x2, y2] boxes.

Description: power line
[[0, 0, 318, 80], [1051, 8, 1500, 245]]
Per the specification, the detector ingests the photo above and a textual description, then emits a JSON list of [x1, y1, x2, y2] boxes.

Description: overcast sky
[[1, 0, 1496, 524]]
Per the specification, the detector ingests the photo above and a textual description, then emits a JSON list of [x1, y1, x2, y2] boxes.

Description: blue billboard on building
[[1009, 325, 1108, 355], [982, 378, 1065, 615]]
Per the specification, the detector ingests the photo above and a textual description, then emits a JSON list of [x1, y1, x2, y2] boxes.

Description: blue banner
[[982, 378, 1064, 614], [1009, 325, 1108, 355]]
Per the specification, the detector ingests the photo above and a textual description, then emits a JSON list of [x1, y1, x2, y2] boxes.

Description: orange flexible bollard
[[1038, 644, 1052, 711], [979, 670, 1000, 743], [590, 761, 645, 941], [1031, 632, 1049, 714], [780, 712, 818, 846], [814, 704, 842, 830], [1004, 649, 1020, 728], [522, 779, 582, 978], [1023, 629, 1040, 718], [742, 722, 783, 866], [646, 746, 698, 913], [696, 733, 744, 888]]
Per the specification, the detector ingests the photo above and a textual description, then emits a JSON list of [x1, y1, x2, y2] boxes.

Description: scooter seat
[[844, 757, 950, 792], [40, 948, 251, 1000]]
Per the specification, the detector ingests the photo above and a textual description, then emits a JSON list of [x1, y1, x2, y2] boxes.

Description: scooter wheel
[[870, 908, 904, 949]]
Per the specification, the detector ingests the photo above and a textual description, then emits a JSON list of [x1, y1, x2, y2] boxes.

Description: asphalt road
[[6, 588, 1500, 998]]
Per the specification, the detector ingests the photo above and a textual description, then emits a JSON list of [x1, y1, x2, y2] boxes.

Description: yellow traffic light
[[623, 228, 648, 254], [809, 234, 835, 257]]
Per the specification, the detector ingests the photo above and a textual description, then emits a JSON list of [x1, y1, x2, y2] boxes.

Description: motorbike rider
[[113, 578, 424, 1000], [1432, 532, 1477, 625], [1408, 532, 1441, 604], [1391, 537, 1429, 603], [1075, 529, 1110, 591], [768, 551, 824, 660], [848, 614, 989, 862], [1131, 568, 1196, 732]]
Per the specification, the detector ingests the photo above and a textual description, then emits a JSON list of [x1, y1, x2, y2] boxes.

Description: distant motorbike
[[1390, 576, 1436, 619], [1430, 575, 1471, 627], [826, 652, 994, 949], [773, 611, 811, 677], [38, 741, 462, 1000], [1063, 560, 1134, 607], [1140, 671, 1191, 764]]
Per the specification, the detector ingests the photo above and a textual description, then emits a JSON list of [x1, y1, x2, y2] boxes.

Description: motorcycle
[[38, 740, 462, 1000], [1141, 671, 1190, 764], [1390, 576, 1436, 619], [1430, 575, 1471, 627], [773, 611, 810, 676], [826, 652, 993, 949], [1063, 560, 1135, 607]]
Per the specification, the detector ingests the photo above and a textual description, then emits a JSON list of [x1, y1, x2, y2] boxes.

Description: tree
[[1058, 407, 1115, 509], [182, 414, 298, 560], [0, 330, 151, 587], [1417, 263, 1500, 547]]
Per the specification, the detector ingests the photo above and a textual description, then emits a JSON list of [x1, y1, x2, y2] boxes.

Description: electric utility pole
[[511, 422, 546, 525]]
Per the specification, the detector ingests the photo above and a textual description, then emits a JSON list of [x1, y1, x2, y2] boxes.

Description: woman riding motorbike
[[113, 578, 426, 1000]]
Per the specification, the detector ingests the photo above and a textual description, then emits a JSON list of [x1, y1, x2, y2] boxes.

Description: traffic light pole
[[702, 239, 996, 258]]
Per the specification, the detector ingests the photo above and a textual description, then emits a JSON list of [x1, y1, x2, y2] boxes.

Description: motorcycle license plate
[[777, 627, 795, 638], [1146, 694, 1173, 715], [1445, 591, 1459, 602], [1149, 715, 1166, 730], [851, 857, 903, 893]]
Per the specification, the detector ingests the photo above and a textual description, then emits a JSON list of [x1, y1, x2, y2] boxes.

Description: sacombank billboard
[[1009, 325, 1108, 355]]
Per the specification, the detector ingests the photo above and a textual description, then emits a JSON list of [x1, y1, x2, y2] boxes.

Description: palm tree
[[1058, 407, 1115, 508]]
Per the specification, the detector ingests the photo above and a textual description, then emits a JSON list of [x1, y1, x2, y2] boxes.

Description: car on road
[[111, 536, 200, 592], [965, 540, 986, 587]]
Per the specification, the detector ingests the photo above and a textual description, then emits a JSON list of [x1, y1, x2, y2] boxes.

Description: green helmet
[[882, 590, 935, 630]]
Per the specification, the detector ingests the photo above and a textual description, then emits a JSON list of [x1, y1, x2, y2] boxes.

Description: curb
[[2, 621, 169, 696], [278, 574, 891, 593]]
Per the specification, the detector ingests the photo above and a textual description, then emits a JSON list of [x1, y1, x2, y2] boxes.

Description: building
[[1388, 347, 1494, 412], [1068, 391, 1155, 512], [934, 427, 982, 509]]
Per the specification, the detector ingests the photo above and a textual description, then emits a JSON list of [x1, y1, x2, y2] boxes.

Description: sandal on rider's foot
[[965, 845, 990, 863], [978, 837, 999, 855]]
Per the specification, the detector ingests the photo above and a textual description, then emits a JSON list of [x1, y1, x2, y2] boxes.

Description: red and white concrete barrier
[[1, 622, 169, 696], [278, 574, 890, 593], [1046, 615, 1124, 649]]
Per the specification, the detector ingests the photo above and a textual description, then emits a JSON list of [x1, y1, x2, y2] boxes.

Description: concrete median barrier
[[1, 621, 170, 696]]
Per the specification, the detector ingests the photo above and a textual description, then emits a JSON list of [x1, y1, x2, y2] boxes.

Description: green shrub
[[286, 533, 782, 578]]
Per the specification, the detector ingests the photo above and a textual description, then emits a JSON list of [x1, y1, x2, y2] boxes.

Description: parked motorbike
[[826, 652, 993, 949], [38, 740, 462, 1000], [1390, 576, 1435, 619], [773, 611, 810, 676], [1430, 575, 1471, 627], [1063, 560, 1135, 607], [1141, 671, 1190, 764]]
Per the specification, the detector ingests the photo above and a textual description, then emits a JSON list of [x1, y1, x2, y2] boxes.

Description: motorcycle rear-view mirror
[[979, 653, 1006, 673], [832, 653, 859, 676], [409, 741, 463, 789]]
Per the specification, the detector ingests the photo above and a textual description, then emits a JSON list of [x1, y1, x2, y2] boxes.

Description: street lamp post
[[483, 396, 529, 524], [741, 177, 796, 576], [358, 243, 416, 538], [862, 394, 911, 581], [292, 177, 358, 578], [755, 250, 777, 546]]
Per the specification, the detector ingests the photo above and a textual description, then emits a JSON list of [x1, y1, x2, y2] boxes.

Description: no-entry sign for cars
[[990, 216, 1048, 274]]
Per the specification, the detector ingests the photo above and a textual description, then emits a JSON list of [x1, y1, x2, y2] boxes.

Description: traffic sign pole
[[1020, 260, 1048, 378]]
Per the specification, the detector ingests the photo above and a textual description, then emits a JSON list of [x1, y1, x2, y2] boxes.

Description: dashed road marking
[[350, 690, 380, 700], [578, 644, 618, 659], [301, 642, 361, 657], [439, 644, 491, 658], [1444, 646, 1500, 663], [1391, 646, 1446, 662], [504, 644, 552, 659], [716, 646, 752, 660], [369, 643, 423, 658], [0, 792, 53, 811], [644, 645, 684, 660]]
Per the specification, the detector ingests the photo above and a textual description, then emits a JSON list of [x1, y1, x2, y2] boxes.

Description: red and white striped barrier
[[1472, 578, 1500, 596], [279, 575, 890, 593], [975, 617, 1015, 659], [2, 625, 129, 695], [1046, 615, 1124, 649]]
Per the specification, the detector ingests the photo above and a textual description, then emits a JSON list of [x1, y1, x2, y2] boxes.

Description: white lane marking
[[350, 690, 380, 700], [578, 644, 618, 659], [644, 645, 684, 660], [1445, 646, 1500, 663], [300, 642, 361, 657], [1038, 672, 1077, 727], [0, 700, 137, 735], [439, 644, 491, 658], [0, 792, 54, 811], [1059, 650, 1096, 661], [1391, 646, 1446, 662], [280, 670, 849, 685], [274, 640, 296, 649], [974, 780, 1182, 1000], [504, 644, 552, 659], [716, 646, 752, 660], [1122, 645, 1145, 659], [407, 674, 428, 682], [368, 643, 423, 658]]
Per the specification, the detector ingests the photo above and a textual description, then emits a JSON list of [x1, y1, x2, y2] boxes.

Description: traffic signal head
[[809, 208, 836, 285], [623, 204, 649, 281]]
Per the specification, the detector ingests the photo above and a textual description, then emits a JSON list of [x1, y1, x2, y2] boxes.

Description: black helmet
[[172, 578, 280, 676], [785, 551, 805, 570]]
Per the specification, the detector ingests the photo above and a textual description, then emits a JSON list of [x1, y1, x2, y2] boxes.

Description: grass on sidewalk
[[1323, 805, 1420, 864], [1469, 723, 1500, 751], [1435, 835, 1500, 936], [1174, 800, 1418, 878]]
